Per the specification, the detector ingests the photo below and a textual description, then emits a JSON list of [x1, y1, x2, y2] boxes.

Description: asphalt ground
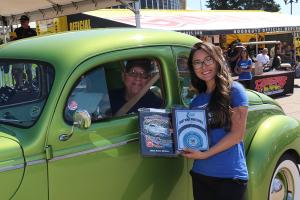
[[273, 77, 300, 120]]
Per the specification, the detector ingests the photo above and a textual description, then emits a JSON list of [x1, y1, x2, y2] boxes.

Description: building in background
[[140, 0, 186, 9], [115, 0, 186, 9]]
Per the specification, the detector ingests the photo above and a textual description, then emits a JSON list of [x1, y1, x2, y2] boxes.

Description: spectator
[[109, 59, 162, 115], [11, 15, 37, 91], [13, 15, 37, 40], [227, 42, 245, 74], [235, 48, 253, 88], [271, 44, 282, 70], [256, 48, 270, 66]]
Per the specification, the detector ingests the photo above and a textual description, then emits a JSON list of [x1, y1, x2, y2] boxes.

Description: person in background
[[183, 42, 248, 200], [11, 15, 37, 91], [109, 59, 162, 115], [271, 44, 282, 70], [256, 48, 270, 66], [13, 15, 37, 40], [235, 48, 253, 88], [227, 42, 245, 75]]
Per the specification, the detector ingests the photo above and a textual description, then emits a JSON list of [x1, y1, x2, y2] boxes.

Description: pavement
[[273, 77, 300, 120]]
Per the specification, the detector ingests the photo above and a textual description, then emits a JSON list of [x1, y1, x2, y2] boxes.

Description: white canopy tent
[[0, 0, 136, 25], [0, 0, 137, 43], [85, 9, 300, 35]]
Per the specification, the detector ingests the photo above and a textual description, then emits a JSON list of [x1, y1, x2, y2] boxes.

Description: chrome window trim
[[27, 159, 47, 166], [49, 138, 138, 162], [0, 164, 24, 173]]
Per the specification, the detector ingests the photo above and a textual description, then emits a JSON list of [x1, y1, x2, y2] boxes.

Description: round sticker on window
[[68, 100, 78, 111], [30, 106, 41, 118]]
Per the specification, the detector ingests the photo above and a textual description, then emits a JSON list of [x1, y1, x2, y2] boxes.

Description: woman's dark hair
[[240, 48, 249, 59], [188, 42, 233, 130]]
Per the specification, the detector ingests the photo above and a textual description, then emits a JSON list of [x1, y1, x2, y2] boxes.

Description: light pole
[[200, 0, 202, 10], [284, 0, 299, 15]]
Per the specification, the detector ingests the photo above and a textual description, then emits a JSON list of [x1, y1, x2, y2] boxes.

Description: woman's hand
[[182, 149, 210, 160], [240, 66, 252, 72], [182, 106, 248, 160], [234, 66, 241, 74]]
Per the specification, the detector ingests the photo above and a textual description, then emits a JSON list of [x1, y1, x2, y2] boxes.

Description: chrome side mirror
[[73, 109, 91, 129], [59, 109, 91, 142]]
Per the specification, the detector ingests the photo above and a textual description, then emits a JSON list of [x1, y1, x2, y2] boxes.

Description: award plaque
[[172, 108, 209, 152], [138, 108, 175, 157]]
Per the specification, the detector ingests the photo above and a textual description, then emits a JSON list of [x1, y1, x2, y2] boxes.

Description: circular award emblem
[[182, 131, 203, 149]]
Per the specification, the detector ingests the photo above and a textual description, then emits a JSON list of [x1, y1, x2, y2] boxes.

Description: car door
[[46, 46, 191, 200], [171, 46, 198, 200]]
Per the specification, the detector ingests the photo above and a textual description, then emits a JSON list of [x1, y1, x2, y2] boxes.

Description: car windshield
[[0, 60, 54, 127]]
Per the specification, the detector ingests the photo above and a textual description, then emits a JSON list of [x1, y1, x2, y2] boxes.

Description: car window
[[64, 67, 111, 123], [176, 55, 197, 106], [0, 61, 54, 127], [64, 58, 163, 123]]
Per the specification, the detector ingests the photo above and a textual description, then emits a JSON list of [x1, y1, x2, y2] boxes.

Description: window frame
[[62, 47, 173, 125], [0, 59, 55, 128]]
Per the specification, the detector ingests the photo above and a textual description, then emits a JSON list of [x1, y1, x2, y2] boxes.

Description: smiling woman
[[183, 41, 249, 200]]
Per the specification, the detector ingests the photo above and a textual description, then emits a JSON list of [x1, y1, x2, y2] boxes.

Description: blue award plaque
[[173, 108, 209, 152]]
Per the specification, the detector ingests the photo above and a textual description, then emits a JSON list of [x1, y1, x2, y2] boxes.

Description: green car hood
[[248, 89, 282, 109]]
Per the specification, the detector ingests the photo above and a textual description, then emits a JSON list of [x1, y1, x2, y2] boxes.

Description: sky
[[186, 0, 300, 16]]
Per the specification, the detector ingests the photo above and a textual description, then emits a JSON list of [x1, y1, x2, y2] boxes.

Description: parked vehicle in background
[[0, 28, 299, 200]]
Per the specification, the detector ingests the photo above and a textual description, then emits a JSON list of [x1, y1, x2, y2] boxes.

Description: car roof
[[0, 28, 199, 70]]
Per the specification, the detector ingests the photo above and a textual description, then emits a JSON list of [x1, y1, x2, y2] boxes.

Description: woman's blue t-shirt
[[190, 81, 248, 180], [238, 59, 252, 80]]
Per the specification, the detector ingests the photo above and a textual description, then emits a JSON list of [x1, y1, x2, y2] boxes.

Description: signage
[[36, 16, 68, 35], [295, 32, 300, 57], [69, 19, 91, 31], [250, 71, 294, 97]]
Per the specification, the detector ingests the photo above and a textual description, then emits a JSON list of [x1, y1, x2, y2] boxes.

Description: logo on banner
[[255, 76, 288, 95], [69, 19, 91, 31]]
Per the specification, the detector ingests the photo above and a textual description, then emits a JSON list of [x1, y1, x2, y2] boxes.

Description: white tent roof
[[0, 0, 135, 25], [85, 9, 300, 35]]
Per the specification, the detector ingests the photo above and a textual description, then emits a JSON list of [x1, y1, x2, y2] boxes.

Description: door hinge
[[45, 145, 53, 160]]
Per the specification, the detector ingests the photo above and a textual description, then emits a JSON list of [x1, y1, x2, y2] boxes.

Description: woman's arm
[[240, 67, 252, 72], [240, 60, 253, 72], [234, 65, 241, 74], [183, 106, 248, 160], [234, 58, 242, 74]]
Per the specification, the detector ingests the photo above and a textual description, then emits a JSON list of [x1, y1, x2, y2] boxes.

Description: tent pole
[[117, 0, 141, 28], [134, 1, 141, 28], [293, 31, 296, 67], [256, 33, 258, 55], [1, 17, 6, 44]]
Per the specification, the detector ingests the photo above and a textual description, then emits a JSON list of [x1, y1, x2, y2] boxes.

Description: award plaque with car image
[[172, 108, 209, 152], [138, 108, 175, 157]]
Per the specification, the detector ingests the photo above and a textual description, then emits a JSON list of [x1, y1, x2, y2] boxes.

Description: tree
[[206, 0, 281, 12]]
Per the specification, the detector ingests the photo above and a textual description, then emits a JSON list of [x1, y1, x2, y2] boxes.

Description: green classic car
[[0, 29, 299, 200]]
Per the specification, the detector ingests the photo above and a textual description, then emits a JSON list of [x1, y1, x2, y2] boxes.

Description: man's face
[[20, 20, 29, 28], [263, 49, 268, 55], [123, 66, 150, 98]]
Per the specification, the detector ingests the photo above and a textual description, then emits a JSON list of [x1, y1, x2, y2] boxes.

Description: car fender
[[245, 115, 300, 200], [0, 133, 25, 200]]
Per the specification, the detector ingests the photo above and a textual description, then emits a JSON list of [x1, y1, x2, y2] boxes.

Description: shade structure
[[85, 9, 300, 35], [0, 0, 135, 25]]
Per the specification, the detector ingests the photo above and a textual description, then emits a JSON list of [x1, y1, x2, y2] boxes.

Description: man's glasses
[[126, 70, 150, 79], [192, 56, 214, 70]]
